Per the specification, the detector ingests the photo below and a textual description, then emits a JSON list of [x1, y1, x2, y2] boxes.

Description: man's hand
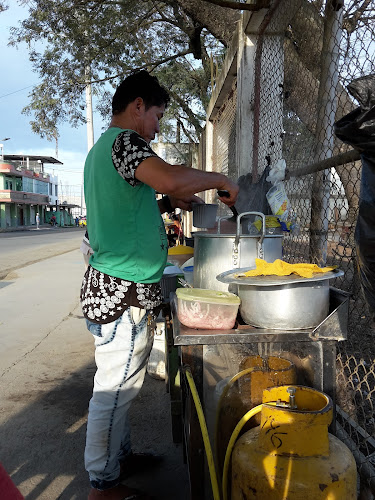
[[217, 179, 239, 207], [170, 195, 204, 211]]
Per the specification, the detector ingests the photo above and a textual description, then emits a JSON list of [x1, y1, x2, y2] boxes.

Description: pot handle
[[217, 216, 232, 234], [234, 212, 266, 260]]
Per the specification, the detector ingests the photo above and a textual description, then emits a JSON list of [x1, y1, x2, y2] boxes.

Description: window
[[34, 179, 48, 195], [23, 177, 33, 193], [5, 176, 13, 190]]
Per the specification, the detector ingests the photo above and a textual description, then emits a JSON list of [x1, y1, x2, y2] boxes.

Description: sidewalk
[[0, 245, 189, 499], [0, 223, 72, 233]]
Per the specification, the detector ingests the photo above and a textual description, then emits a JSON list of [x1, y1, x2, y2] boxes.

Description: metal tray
[[216, 267, 344, 286], [170, 287, 350, 345]]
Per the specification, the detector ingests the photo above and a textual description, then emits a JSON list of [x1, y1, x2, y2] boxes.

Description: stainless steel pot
[[193, 212, 283, 292], [216, 268, 344, 329]]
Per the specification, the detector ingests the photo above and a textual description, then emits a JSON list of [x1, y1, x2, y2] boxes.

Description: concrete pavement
[[0, 242, 189, 499]]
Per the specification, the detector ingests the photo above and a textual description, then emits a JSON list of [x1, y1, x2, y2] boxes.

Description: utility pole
[[86, 66, 94, 151], [82, 64, 94, 216]]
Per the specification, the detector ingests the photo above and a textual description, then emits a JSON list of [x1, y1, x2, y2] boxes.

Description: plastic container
[[160, 274, 178, 302], [167, 245, 194, 267], [182, 257, 194, 269], [192, 203, 218, 228], [176, 288, 241, 330], [183, 266, 194, 285]]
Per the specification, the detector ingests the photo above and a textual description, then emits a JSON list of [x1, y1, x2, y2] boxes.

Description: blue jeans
[[85, 307, 154, 490]]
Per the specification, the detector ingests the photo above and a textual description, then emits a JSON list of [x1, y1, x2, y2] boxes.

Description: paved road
[[0, 236, 189, 500], [0, 226, 85, 280]]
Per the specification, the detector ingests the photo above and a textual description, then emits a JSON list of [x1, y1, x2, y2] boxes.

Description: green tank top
[[84, 127, 168, 283]]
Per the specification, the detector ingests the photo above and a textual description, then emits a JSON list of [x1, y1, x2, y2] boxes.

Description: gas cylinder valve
[[287, 387, 297, 409], [273, 387, 297, 409]]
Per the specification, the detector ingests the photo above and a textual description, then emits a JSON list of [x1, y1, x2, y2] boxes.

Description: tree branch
[[200, 0, 270, 10], [177, 116, 197, 143], [77, 49, 192, 85], [169, 88, 203, 135]]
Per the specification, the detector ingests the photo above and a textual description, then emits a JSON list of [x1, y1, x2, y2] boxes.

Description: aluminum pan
[[216, 267, 344, 286]]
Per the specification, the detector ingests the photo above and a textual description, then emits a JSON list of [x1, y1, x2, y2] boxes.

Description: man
[[80, 70, 238, 500], [35, 212, 40, 230]]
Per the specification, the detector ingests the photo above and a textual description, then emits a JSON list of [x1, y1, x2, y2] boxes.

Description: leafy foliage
[[10, 0, 227, 143], [8, 0, 375, 147]]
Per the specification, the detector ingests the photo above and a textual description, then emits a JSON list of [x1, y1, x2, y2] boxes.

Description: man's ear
[[134, 97, 144, 112]]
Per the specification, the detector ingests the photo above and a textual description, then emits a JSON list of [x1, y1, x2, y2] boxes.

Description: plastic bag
[[335, 74, 375, 154], [266, 181, 290, 221], [334, 74, 375, 321], [235, 166, 272, 215], [266, 159, 287, 184]]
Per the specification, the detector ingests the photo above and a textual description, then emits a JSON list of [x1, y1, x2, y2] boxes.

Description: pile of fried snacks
[[236, 259, 337, 279]]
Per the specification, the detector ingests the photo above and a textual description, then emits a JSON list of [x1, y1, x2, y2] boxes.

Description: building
[[0, 154, 77, 229], [152, 141, 197, 167]]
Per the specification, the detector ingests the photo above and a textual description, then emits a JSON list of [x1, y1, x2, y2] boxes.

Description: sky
[[0, 2, 106, 199]]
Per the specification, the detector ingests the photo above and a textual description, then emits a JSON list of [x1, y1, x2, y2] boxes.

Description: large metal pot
[[193, 212, 283, 292], [216, 268, 344, 329]]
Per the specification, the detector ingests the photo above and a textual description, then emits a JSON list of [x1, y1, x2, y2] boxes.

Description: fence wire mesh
[[281, 1, 375, 493], [211, 80, 237, 210], [206, 0, 375, 493]]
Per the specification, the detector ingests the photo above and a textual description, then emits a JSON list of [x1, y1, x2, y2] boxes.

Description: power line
[[45, 168, 83, 173], [0, 85, 36, 100]]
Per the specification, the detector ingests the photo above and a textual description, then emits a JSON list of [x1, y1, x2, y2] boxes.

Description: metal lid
[[176, 287, 241, 304], [216, 267, 344, 286], [193, 232, 283, 239]]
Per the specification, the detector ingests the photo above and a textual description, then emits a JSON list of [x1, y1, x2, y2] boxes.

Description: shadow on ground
[[0, 363, 189, 500]]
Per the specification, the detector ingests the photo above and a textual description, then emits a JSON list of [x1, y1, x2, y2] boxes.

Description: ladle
[[217, 190, 239, 222]]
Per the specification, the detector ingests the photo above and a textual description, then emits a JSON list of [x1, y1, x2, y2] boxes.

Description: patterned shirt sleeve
[[112, 130, 158, 186]]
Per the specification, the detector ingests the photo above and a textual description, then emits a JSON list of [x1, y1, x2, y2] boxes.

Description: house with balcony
[[0, 154, 63, 229]]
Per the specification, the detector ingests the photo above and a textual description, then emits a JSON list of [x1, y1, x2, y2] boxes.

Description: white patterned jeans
[[85, 307, 154, 490]]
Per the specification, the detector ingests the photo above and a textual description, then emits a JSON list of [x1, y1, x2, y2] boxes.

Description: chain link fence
[[211, 80, 237, 211], [202, 0, 375, 494]]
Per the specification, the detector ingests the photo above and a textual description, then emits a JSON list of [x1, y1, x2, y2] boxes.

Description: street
[[0, 232, 189, 499], [0, 226, 84, 280]]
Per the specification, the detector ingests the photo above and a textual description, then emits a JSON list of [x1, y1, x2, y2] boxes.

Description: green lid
[[176, 288, 240, 305]]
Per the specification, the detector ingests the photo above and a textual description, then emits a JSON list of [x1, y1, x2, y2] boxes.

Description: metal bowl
[[216, 268, 344, 330]]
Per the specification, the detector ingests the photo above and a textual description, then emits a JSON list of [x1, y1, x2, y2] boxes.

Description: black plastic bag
[[334, 74, 375, 322], [236, 165, 272, 215]]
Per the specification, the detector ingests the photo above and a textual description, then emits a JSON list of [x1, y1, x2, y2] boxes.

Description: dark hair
[[112, 70, 170, 115]]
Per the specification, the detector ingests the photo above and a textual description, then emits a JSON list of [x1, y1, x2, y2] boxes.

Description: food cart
[[161, 213, 351, 500]]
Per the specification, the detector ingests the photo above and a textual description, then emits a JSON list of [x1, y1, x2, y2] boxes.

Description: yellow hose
[[185, 364, 280, 500], [222, 404, 263, 500], [184, 367, 221, 500], [214, 367, 256, 466]]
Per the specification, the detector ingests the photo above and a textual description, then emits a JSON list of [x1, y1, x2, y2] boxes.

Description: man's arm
[[135, 156, 239, 207], [157, 194, 204, 214]]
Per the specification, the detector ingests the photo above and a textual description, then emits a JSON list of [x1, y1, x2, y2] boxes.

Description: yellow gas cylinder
[[231, 385, 357, 499], [216, 357, 296, 474]]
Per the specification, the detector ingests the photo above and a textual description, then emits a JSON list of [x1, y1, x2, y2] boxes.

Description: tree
[[10, 0, 374, 155], [10, 0, 234, 142]]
